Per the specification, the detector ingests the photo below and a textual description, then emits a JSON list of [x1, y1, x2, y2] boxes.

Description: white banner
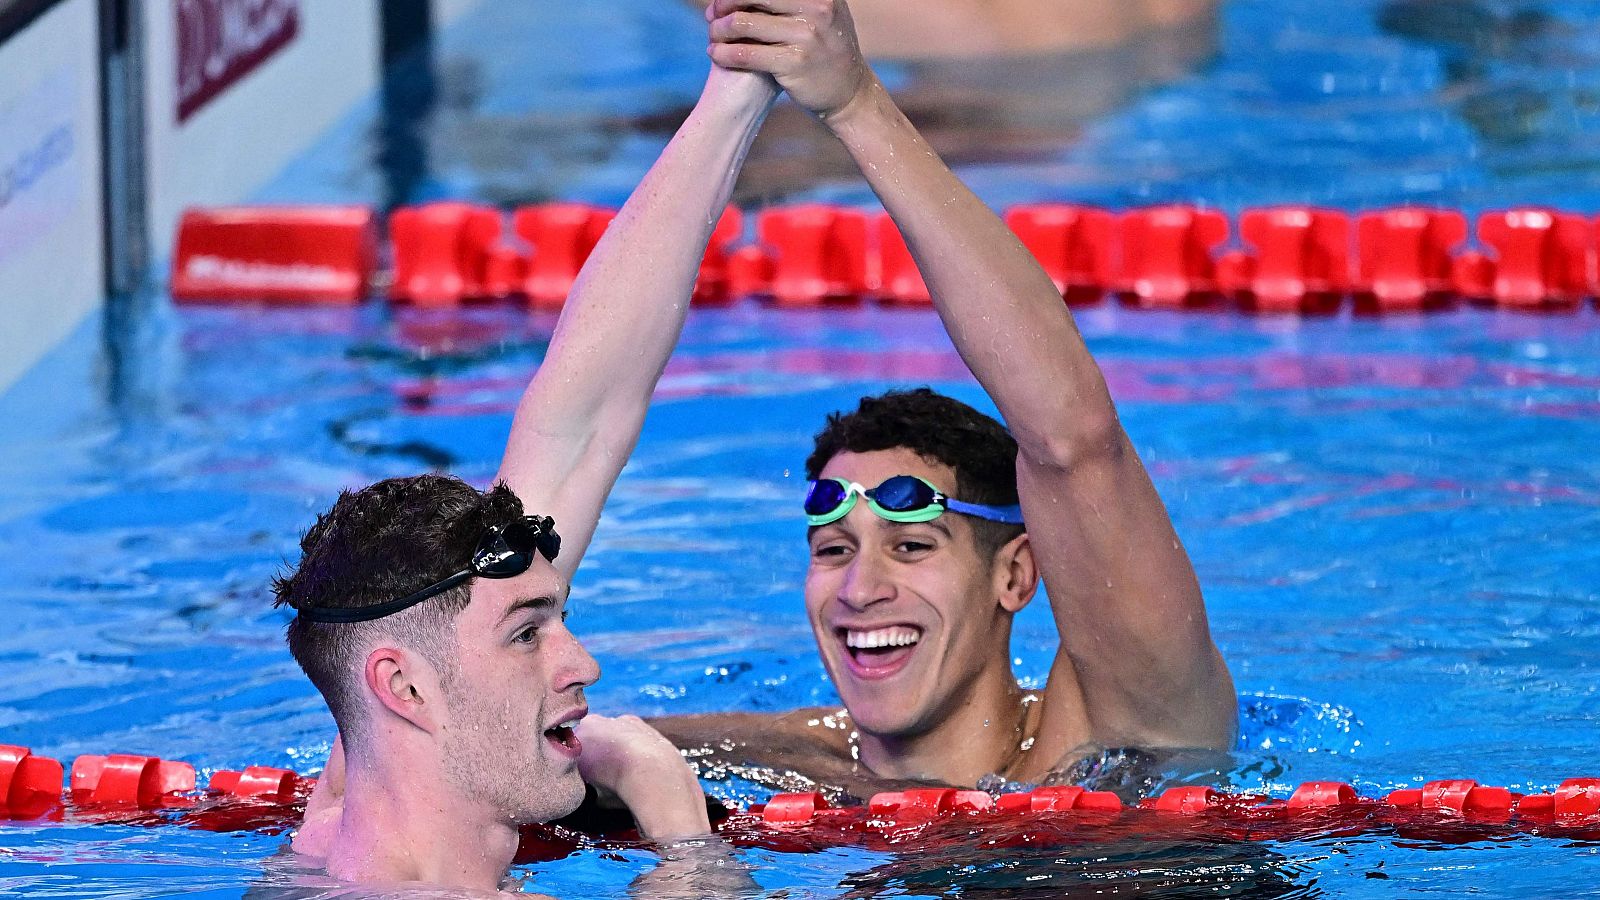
[[0, 64, 84, 269]]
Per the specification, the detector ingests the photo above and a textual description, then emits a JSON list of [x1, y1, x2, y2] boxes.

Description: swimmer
[[275, 61, 779, 894], [651, 0, 1237, 799]]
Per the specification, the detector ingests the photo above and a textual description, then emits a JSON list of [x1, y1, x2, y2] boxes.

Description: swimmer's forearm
[[518, 75, 773, 417], [497, 71, 776, 563], [542, 73, 776, 404], [822, 76, 1120, 458], [826, 75, 1233, 744]]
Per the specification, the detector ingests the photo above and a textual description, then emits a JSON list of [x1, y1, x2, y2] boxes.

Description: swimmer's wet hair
[[806, 388, 1025, 559], [272, 474, 525, 740]]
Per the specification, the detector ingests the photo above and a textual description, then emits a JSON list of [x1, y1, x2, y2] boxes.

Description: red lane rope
[[6, 744, 1598, 852], [171, 203, 1600, 313]]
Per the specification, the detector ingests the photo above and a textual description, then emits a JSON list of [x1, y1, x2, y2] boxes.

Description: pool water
[[5, 0, 1600, 897]]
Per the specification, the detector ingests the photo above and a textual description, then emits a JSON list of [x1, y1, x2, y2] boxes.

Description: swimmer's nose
[[554, 627, 601, 692], [837, 547, 895, 611]]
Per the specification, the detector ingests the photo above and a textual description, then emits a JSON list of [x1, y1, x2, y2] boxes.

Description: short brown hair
[[272, 475, 525, 738]]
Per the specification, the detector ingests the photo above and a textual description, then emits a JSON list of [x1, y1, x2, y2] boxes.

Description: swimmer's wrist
[[702, 67, 780, 116], [817, 72, 888, 132], [621, 776, 712, 842]]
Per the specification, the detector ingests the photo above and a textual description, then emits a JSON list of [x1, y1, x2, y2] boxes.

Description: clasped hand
[[706, 0, 873, 122]]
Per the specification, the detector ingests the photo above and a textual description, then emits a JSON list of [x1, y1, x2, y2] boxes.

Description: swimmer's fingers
[[707, 0, 805, 21], [708, 0, 869, 120], [709, 41, 799, 76], [710, 10, 809, 46]]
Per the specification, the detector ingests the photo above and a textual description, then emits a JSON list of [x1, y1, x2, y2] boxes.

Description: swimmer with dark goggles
[[804, 475, 1024, 527], [296, 515, 562, 624]]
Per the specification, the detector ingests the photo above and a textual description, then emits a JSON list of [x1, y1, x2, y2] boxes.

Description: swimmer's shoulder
[[771, 705, 856, 753]]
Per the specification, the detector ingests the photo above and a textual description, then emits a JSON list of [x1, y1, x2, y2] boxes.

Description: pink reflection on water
[[381, 347, 1600, 423]]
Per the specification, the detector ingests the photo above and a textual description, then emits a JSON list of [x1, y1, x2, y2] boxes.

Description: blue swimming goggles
[[804, 475, 1024, 527]]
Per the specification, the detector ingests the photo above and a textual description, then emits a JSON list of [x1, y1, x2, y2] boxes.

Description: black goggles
[[296, 515, 562, 624]]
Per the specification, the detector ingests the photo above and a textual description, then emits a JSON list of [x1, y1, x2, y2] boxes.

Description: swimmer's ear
[[365, 645, 442, 733], [993, 531, 1038, 614]]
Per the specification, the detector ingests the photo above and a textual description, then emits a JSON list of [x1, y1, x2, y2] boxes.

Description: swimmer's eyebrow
[[497, 591, 566, 627]]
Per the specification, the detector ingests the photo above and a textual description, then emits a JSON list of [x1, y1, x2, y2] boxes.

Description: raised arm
[[497, 66, 777, 578], [294, 68, 777, 841], [708, 0, 1234, 749]]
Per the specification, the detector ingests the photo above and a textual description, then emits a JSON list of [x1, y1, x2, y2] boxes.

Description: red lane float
[[1, 744, 65, 818], [208, 766, 307, 803], [692, 207, 746, 305], [743, 778, 1600, 848], [172, 202, 1600, 311], [171, 206, 378, 304], [512, 203, 615, 308], [1463, 208, 1593, 308], [1, 745, 311, 829], [756, 204, 871, 305], [1115, 205, 1229, 306], [389, 202, 505, 306], [1218, 207, 1349, 312], [70, 753, 196, 807], [1353, 207, 1467, 310]]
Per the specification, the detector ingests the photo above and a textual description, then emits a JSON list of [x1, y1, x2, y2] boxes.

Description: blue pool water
[[6, 0, 1600, 896]]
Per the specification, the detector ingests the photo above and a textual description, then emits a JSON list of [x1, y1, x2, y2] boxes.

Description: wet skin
[[652, 0, 1237, 804], [655, 447, 1102, 800], [437, 561, 598, 823], [804, 449, 1036, 765]]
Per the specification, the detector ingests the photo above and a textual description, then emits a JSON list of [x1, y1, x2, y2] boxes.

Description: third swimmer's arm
[[706, 0, 1235, 751]]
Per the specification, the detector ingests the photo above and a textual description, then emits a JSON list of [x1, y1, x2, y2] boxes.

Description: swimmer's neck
[[323, 746, 521, 893], [852, 655, 1040, 786]]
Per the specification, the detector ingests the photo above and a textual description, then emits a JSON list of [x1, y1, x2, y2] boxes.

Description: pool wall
[[0, 0, 494, 397], [0, 0, 104, 394]]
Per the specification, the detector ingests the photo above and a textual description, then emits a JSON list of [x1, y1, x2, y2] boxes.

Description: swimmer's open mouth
[[544, 709, 585, 758], [838, 625, 922, 678]]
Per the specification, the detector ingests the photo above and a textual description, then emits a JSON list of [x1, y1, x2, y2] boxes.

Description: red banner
[[175, 0, 299, 123]]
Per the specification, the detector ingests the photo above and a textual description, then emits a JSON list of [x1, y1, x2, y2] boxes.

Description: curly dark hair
[[805, 388, 1025, 557], [273, 474, 525, 738]]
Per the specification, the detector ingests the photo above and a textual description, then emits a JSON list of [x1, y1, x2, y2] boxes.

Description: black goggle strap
[[295, 516, 562, 624], [296, 568, 475, 624]]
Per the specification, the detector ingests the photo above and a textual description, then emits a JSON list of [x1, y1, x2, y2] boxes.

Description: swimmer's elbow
[[1015, 409, 1126, 474]]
